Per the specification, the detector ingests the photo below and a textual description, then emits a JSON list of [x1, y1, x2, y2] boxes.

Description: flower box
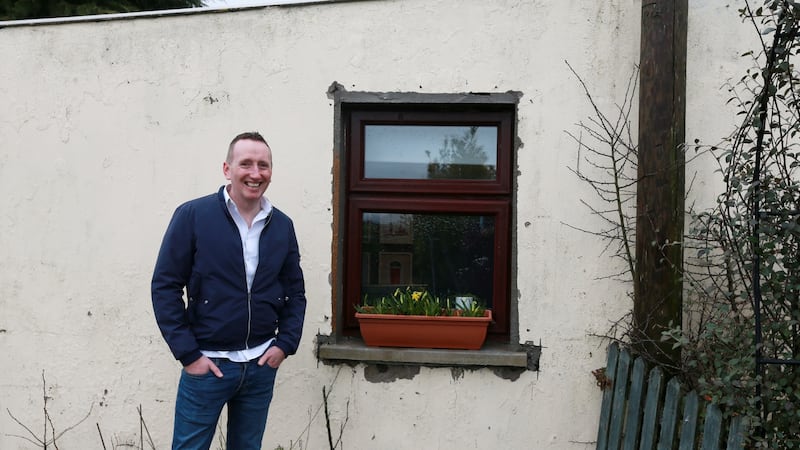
[[355, 310, 492, 350]]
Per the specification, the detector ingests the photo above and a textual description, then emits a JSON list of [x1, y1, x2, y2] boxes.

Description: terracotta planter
[[355, 310, 492, 350]]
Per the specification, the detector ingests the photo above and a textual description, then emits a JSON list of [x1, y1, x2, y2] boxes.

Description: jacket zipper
[[245, 291, 252, 349]]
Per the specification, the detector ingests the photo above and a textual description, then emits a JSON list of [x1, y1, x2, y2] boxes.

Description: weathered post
[[634, 0, 687, 367]]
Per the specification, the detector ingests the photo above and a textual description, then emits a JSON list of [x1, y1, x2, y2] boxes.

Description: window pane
[[360, 212, 495, 308], [364, 125, 498, 180]]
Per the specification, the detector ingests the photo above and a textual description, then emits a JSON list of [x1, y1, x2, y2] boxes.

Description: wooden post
[[634, 0, 687, 367]]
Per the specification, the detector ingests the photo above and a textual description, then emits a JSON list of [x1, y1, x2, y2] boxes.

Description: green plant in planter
[[457, 298, 487, 317], [355, 287, 487, 317]]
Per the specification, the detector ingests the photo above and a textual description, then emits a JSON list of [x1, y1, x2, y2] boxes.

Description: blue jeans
[[172, 358, 278, 450]]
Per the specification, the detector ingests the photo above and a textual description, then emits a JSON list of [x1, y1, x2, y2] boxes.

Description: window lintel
[[333, 89, 522, 108]]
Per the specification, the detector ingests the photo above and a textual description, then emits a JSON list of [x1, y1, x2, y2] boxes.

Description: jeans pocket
[[183, 368, 215, 379]]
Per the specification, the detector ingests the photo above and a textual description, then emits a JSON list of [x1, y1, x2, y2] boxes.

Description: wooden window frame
[[348, 110, 513, 195], [342, 104, 515, 342]]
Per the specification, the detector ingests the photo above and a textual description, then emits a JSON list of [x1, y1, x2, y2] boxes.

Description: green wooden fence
[[596, 343, 749, 450]]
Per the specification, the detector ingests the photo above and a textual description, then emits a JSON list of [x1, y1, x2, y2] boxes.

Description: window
[[340, 102, 515, 341]]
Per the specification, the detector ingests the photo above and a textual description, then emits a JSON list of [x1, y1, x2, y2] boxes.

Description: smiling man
[[151, 131, 307, 449]]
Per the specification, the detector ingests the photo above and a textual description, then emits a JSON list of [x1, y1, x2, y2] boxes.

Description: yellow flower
[[411, 291, 422, 301]]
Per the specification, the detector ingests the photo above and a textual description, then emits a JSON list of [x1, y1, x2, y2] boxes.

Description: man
[[151, 132, 307, 449]]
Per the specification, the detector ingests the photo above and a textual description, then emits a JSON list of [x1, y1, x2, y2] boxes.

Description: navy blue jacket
[[152, 186, 307, 366]]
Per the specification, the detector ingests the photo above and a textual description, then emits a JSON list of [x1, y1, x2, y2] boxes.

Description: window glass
[[360, 212, 495, 308], [364, 125, 498, 180]]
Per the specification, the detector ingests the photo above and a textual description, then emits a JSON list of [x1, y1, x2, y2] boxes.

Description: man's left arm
[[272, 221, 307, 359]]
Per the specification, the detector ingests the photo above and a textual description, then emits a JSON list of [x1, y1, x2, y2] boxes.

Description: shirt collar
[[223, 185, 273, 216]]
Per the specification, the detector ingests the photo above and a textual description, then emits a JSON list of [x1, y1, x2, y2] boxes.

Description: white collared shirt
[[222, 187, 273, 291], [201, 187, 275, 362]]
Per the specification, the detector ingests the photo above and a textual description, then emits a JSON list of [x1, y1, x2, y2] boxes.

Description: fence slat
[[725, 416, 747, 450], [678, 391, 699, 450], [597, 343, 620, 450], [608, 348, 632, 449], [638, 366, 664, 450], [622, 357, 647, 450], [657, 378, 682, 449], [596, 345, 749, 450], [701, 403, 723, 450]]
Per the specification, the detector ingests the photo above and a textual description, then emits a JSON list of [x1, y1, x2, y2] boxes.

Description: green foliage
[[660, 1, 800, 447], [355, 287, 488, 317], [457, 295, 488, 317], [568, 1, 800, 446], [0, 0, 204, 20]]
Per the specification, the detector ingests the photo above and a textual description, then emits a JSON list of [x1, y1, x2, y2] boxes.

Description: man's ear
[[222, 161, 231, 180]]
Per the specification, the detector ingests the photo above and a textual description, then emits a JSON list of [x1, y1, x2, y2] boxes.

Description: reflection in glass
[[360, 212, 495, 308], [364, 125, 497, 180]]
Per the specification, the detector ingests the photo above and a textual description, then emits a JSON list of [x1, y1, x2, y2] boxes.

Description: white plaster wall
[[0, 0, 752, 448], [686, 1, 757, 210]]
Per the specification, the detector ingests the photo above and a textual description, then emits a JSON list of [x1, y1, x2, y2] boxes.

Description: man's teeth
[[246, 182, 261, 187]]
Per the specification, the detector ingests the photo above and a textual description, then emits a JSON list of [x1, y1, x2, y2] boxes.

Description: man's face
[[223, 138, 273, 206]]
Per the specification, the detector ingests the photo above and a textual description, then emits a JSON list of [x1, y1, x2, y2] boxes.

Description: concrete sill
[[316, 337, 538, 370]]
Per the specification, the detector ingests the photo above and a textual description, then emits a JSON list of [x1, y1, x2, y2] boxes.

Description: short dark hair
[[227, 132, 270, 162]]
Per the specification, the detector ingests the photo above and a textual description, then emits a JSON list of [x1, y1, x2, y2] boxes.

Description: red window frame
[[348, 110, 513, 195], [342, 106, 514, 340]]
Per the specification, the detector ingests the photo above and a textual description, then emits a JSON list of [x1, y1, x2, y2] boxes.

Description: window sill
[[316, 336, 539, 370]]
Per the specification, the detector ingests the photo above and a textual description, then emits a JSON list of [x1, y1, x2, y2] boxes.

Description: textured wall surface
[[0, 0, 750, 448]]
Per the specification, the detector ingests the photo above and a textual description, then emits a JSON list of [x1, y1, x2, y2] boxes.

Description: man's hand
[[184, 356, 224, 378], [258, 345, 286, 369]]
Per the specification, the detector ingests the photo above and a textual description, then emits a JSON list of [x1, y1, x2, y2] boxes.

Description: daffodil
[[355, 286, 487, 317]]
